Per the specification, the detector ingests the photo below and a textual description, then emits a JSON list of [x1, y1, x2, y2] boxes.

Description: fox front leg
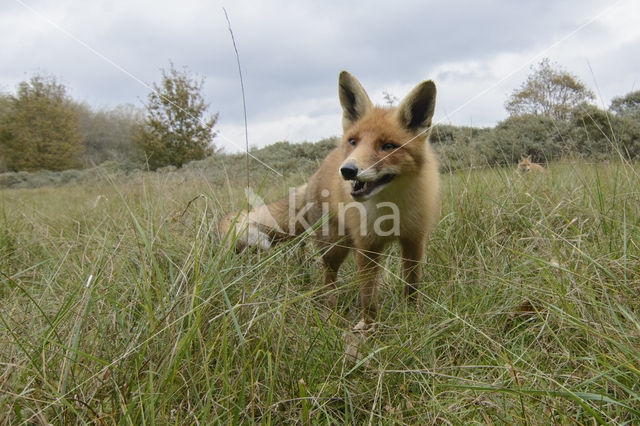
[[353, 248, 382, 328], [400, 236, 426, 298]]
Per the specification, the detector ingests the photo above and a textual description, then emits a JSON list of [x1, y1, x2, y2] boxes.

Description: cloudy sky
[[1, 0, 639, 152]]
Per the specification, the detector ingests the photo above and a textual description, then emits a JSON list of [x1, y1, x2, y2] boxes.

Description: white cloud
[[218, 94, 341, 152]]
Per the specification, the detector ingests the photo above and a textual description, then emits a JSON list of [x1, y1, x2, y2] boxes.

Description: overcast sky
[[2, 0, 639, 152]]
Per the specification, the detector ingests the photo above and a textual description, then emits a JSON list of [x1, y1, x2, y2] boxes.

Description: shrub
[[476, 114, 571, 166], [570, 104, 640, 160], [431, 125, 492, 171]]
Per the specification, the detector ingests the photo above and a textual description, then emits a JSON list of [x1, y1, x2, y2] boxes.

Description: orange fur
[[219, 71, 441, 328], [517, 156, 545, 173]]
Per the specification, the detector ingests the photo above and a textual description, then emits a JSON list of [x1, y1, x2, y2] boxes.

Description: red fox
[[517, 156, 545, 172], [219, 71, 441, 329]]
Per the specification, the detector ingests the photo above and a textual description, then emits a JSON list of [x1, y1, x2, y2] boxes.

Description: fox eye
[[381, 142, 399, 151], [348, 138, 357, 146]]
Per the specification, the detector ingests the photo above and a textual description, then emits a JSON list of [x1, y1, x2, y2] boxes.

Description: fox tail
[[218, 184, 308, 250]]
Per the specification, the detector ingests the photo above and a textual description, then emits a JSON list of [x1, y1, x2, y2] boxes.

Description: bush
[[0, 162, 138, 189], [0, 171, 30, 188], [570, 104, 640, 160], [76, 103, 142, 166], [431, 125, 492, 171], [475, 114, 571, 166]]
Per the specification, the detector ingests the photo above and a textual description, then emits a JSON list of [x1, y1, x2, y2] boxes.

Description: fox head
[[337, 71, 437, 201], [518, 155, 532, 172]]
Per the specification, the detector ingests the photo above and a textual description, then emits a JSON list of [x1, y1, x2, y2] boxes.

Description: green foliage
[[431, 124, 492, 171], [430, 70, 639, 171], [479, 114, 572, 165], [0, 161, 129, 189], [0, 75, 83, 172], [0, 93, 9, 114], [249, 138, 336, 171], [75, 103, 142, 166], [609, 90, 640, 117], [505, 58, 595, 121], [0, 94, 10, 172], [570, 103, 640, 160], [136, 64, 218, 170]]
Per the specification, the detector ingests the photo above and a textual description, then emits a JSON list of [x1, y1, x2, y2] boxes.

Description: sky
[[1, 0, 639, 153]]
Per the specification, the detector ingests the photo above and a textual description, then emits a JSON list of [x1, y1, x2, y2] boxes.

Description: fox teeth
[[350, 174, 395, 198]]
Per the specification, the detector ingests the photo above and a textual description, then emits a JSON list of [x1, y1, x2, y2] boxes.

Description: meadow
[[0, 156, 639, 423]]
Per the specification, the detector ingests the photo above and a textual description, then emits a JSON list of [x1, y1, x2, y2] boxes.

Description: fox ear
[[338, 71, 373, 130], [396, 80, 436, 133]]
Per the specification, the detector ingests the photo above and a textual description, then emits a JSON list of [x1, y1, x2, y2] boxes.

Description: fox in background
[[517, 155, 545, 173], [219, 71, 441, 330]]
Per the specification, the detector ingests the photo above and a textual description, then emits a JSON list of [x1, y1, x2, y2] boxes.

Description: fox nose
[[340, 164, 358, 180]]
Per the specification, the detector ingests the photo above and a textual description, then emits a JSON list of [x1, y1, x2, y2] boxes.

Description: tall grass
[[0, 158, 638, 423]]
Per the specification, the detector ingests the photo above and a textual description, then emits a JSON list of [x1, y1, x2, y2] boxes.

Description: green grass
[[1, 159, 639, 424]]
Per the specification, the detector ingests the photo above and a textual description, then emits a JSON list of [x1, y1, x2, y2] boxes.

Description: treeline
[[0, 64, 217, 173], [0, 59, 639, 183], [0, 75, 141, 172], [242, 97, 640, 177], [432, 102, 640, 171], [432, 58, 640, 170]]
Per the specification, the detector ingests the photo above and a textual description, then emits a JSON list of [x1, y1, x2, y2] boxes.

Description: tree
[[382, 91, 398, 106], [136, 64, 218, 170], [609, 90, 640, 117], [75, 103, 142, 166], [505, 58, 595, 121], [0, 93, 9, 116], [0, 75, 83, 171], [0, 94, 11, 172]]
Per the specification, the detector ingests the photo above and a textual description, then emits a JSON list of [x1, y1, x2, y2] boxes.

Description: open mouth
[[350, 174, 395, 199]]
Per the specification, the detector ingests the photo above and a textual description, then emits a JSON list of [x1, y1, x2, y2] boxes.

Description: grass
[[0, 158, 639, 424]]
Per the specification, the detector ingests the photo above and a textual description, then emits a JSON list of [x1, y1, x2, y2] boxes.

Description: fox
[[517, 155, 545, 173], [218, 71, 441, 329]]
